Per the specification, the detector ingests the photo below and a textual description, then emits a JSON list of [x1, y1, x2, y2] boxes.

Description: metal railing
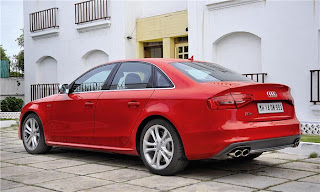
[[243, 73, 267, 83], [31, 83, 59, 101], [310, 70, 320, 104], [29, 8, 59, 32], [75, 0, 109, 24]]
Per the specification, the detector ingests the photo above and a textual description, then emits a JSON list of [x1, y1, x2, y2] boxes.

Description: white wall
[[0, 78, 24, 100], [188, 0, 320, 122], [83, 50, 109, 71], [37, 56, 58, 83], [213, 32, 261, 74], [24, 0, 186, 102]]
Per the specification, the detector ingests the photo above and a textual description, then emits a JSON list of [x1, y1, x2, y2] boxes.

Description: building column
[[136, 41, 144, 58], [163, 37, 175, 58]]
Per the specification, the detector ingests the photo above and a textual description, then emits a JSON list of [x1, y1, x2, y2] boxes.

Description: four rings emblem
[[267, 91, 277, 97]]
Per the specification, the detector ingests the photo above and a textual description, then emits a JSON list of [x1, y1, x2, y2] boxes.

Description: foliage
[[0, 45, 10, 61], [16, 29, 24, 48], [0, 97, 24, 112], [14, 29, 24, 72], [14, 50, 24, 72], [301, 135, 320, 143], [309, 152, 318, 158]]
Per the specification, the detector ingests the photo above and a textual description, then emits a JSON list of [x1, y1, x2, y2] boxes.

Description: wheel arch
[[135, 115, 185, 156]]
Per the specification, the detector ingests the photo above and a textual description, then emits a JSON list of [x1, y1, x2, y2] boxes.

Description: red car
[[19, 59, 301, 175]]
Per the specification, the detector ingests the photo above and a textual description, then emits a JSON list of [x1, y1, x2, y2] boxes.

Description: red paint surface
[[19, 59, 301, 160]]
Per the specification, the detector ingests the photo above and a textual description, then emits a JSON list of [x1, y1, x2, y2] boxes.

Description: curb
[[0, 120, 18, 128], [278, 142, 320, 157]]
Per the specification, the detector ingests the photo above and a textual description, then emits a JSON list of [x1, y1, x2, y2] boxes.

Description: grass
[[0, 118, 17, 121], [301, 134, 320, 143], [309, 152, 318, 158]]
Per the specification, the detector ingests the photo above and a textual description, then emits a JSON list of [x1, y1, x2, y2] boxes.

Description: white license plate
[[257, 102, 284, 114]]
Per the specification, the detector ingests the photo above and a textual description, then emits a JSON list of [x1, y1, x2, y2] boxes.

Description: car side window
[[155, 69, 173, 88], [71, 64, 116, 93], [110, 62, 152, 90]]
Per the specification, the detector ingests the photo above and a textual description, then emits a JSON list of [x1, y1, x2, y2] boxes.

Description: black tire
[[22, 113, 52, 154], [139, 119, 188, 175], [234, 152, 263, 161]]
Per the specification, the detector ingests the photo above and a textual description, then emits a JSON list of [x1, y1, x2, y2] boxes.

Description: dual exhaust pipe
[[228, 148, 250, 158]]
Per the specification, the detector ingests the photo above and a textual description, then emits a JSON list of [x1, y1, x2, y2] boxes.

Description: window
[[171, 62, 252, 82], [110, 62, 152, 90], [71, 64, 116, 93], [155, 69, 173, 88], [175, 43, 188, 59]]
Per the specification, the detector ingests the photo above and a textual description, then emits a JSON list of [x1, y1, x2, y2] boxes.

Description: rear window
[[171, 62, 252, 82]]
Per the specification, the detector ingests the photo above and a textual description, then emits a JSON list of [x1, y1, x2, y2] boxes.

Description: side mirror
[[59, 84, 69, 94]]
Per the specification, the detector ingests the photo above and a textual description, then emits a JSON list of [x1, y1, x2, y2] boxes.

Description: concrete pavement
[[1, 125, 320, 192]]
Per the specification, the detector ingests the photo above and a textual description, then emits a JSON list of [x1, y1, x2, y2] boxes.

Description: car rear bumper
[[211, 134, 301, 159], [181, 118, 301, 160]]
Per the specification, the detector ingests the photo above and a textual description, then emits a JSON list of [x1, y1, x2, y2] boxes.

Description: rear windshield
[[171, 62, 251, 82]]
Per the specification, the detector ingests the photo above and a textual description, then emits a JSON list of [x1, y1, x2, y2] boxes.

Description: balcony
[[242, 73, 267, 83], [75, 0, 110, 32], [310, 70, 320, 104], [29, 8, 59, 38]]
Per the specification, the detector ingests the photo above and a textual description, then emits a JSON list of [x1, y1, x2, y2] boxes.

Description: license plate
[[257, 102, 284, 114]]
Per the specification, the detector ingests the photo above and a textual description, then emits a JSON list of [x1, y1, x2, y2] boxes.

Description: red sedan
[[19, 59, 301, 175]]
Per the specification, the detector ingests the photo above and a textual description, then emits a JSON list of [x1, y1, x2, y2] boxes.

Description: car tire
[[22, 113, 52, 154], [140, 119, 188, 175]]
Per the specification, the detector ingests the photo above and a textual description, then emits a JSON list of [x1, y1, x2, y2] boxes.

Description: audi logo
[[267, 91, 277, 97]]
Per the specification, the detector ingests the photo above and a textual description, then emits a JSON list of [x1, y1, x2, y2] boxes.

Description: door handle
[[128, 101, 140, 108], [84, 101, 95, 107]]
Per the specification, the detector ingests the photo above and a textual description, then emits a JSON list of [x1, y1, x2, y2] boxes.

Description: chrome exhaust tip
[[293, 139, 300, 148], [241, 149, 250, 157], [229, 150, 242, 158]]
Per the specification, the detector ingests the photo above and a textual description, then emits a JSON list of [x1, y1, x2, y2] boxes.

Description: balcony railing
[[31, 83, 59, 101], [242, 73, 267, 83], [310, 70, 320, 104], [75, 0, 109, 24], [29, 8, 59, 32]]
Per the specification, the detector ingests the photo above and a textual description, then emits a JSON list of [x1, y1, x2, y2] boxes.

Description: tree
[[0, 45, 10, 61], [14, 29, 24, 71]]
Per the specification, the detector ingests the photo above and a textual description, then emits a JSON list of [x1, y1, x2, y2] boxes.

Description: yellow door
[[175, 43, 189, 59]]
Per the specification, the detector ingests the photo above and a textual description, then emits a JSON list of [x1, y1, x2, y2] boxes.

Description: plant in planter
[[1, 97, 24, 112]]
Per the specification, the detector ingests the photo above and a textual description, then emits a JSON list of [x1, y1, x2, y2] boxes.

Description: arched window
[[82, 50, 109, 71], [213, 32, 262, 74], [36, 56, 58, 83]]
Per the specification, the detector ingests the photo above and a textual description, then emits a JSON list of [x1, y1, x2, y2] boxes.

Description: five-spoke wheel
[[140, 119, 188, 175], [23, 118, 40, 150], [143, 124, 174, 170], [22, 114, 52, 154]]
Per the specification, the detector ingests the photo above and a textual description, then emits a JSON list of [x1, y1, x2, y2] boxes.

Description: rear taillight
[[207, 94, 253, 110], [284, 91, 294, 105]]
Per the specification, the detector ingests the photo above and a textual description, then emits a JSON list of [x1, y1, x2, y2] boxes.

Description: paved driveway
[[1, 125, 320, 192]]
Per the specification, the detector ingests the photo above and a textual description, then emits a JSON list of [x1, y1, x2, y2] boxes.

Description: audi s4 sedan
[[19, 58, 301, 175]]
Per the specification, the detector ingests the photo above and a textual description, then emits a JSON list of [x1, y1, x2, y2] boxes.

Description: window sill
[[76, 19, 111, 33], [206, 0, 264, 10], [30, 28, 59, 39]]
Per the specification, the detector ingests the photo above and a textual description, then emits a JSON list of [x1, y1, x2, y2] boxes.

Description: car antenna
[[188, 56, 194, 61]]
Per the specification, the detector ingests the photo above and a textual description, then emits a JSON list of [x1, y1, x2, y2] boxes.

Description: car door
[[50, 64, 116, 144], [94, 61, 154, 147]]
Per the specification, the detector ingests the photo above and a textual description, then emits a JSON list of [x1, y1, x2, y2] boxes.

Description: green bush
[[1, 97, 24, 112]]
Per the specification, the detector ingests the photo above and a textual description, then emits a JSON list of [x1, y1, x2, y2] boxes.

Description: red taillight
[[284, 91, 294, 105], [207, 94, 253, 110]]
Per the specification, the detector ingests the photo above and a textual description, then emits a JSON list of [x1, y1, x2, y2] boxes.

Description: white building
[[24, 0, 319, 128]]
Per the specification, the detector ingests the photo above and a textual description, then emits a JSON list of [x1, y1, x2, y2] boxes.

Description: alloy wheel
[[143, 124, 174, 170], [23, 118, 40, 150]]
